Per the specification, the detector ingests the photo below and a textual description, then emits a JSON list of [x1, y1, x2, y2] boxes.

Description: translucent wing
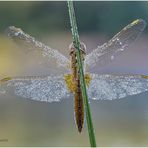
[[88, 74, 148, 100], [0, 75, 70, 102], [5, 26, 70, 71], [85, 19, 146, 70]]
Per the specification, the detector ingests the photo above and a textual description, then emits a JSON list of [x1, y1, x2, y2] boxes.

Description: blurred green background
[[0, 1, 148, 147], [0, 1, 148, 36]]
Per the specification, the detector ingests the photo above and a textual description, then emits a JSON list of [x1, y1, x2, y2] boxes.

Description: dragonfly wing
[[5, 26, 70, 71], [84, 19, 146, 70], [88, 74, 148, 100], [0, 75, 70, 102]]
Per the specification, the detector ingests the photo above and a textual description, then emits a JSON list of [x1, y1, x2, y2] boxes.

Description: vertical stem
[[67, 1, 97, 147]]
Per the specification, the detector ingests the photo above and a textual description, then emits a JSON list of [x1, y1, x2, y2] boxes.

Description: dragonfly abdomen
[[74, 79, 84, 133]]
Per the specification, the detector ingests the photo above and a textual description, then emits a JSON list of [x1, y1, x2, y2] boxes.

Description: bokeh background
[[0, 1, 148, 146]]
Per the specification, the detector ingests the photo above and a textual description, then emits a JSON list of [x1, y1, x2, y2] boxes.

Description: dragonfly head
[[69, 42, 86, 59]]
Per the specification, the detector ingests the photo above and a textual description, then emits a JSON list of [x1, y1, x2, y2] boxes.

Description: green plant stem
[[67, 1, 97, 147]]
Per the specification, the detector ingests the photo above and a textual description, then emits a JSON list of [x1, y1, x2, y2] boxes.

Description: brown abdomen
[[74, 80, 84, 133]]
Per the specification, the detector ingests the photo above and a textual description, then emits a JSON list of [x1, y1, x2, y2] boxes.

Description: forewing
[[85, 19, 146, 70], [88, 74, 148, 100], [5, 26, 70, 71], [0, 75, 70, 102]]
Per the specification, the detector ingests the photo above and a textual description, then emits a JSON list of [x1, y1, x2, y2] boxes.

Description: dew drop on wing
[[0, 76, 71, 103], [88, 74, 148, 100], [5, 26, 70, 73], [84, 19, 146, 71], [111, 55, 114, 60]]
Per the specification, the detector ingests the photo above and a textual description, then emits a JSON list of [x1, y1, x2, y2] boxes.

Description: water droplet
[[14, 32, 19, 36], [119, 41, 122, 45], [111, 55, 114, 60], [120, 48, 124, 51]]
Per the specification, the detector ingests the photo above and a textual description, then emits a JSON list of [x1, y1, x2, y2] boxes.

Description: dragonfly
[[0, 18, 148, 133]]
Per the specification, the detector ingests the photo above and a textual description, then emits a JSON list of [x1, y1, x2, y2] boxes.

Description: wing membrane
[[5, 26, 70, 71], [0, 75, 70, 102], [85, 19, 146, 70], [88, 74, 148, 100]]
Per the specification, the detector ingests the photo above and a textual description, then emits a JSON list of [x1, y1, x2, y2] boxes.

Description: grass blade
[[67, 1, 97, 147]]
